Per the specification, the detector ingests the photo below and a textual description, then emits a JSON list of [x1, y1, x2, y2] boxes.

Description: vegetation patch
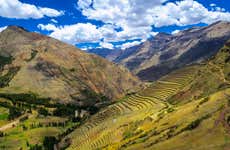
[[26, 50, 38, 62], [43, 136, 58, 150], [0, 113, 8, 120], [182, 114, 211, 131], [0, 92, 51, 106], [0, 55, 13, 70], [8, 107, 22, 120], [0, 67, 20, 88], [198, 97, 209, 105]]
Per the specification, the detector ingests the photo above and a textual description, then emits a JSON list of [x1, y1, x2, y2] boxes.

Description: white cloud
[[120, 41, 141, 50], [150, 0, 230, 27], [38, 23, 102, 44], [172, 30, 180, 35], [50, 19, 58, 23], [99, 42, 114, 49], [210, 3, 216, 7], [38, 24, 57, 31], [0, 26, 7, 32], [38, 0, 230, 48], [78, 0, 230, 27], [0, 0, 64, 19]]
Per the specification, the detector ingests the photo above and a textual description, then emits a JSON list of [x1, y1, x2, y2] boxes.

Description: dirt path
[[0, 119, 19, 131], [0, 113, 32, 131]]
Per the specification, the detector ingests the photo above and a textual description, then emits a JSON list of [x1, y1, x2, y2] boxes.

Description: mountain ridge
[[0, 26, 142, 106], [87, 21, 230, 81]]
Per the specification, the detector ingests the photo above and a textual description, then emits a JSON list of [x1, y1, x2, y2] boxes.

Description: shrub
[[69, 68, 76, 72], [38, 108, 49, 116], [43, 136, 58, 150], [29, 144, 42, 150], [0, 131, 4, 137], [183, 114, 211, 131], [53, 104, 76, 117], [0, 55, 13, 70], [199, 97, 209, 105], [26, 50, 38, 62], [0, 67, 20, 88], [166, 107, 175, 113], [8, 107, 22, 120]]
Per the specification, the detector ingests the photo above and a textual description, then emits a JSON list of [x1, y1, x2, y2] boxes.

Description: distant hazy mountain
[[88, 21, 230, 81], [87, 48, 113, 58], [135, 21, 230, 81], [0, 26, 141, 107]]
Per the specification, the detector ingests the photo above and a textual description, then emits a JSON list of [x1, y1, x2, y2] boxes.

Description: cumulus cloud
[[38, 23, 102, 44], [78, 0, 230, 27], [121, 41, 141, 50], [0, 26, 7, 32], [38, 24, 57, 31], [99, 42, 114, 49], [0, 0, 63, 19], [38, 0, 230, 48], [151, 0, 230, 27]]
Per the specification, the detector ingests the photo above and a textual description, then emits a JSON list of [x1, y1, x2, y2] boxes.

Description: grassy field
[[0, 110, 77, 150], [0, 106, 9, 127]]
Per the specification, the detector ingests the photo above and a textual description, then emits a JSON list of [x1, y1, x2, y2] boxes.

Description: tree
[[43, 136, 58, 150]]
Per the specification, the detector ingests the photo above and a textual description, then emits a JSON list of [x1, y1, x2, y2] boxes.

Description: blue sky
[[0, 0, 230, 50]]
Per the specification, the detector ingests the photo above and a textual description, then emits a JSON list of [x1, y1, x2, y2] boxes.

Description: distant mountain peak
[[155, 32, 172, 38], [5, 25, 28, 32], [210, 20, 230, 26]]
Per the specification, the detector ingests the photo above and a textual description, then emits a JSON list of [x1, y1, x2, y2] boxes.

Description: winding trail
[[0, 113, 32, 131]]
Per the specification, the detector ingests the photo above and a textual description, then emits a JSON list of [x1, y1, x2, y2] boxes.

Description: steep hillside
[[0, 26, 141, 107], [60, 40, 230, 150], [113, 21, 230, 81]]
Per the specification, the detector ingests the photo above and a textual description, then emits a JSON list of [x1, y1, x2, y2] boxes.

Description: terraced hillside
[[60, 40, 230, 150], [60, 66, 198, 149]]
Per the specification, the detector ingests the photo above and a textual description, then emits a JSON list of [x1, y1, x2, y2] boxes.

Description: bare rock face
[[0, 26, 142, 107], [112, 21, 230, 81]]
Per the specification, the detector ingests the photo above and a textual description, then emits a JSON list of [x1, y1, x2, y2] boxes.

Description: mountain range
[[89, 21, 230, 81]]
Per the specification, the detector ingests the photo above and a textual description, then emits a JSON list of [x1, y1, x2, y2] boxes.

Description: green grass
[[0, 111, 77, 150], [0, 106, 9, 126], [0, 113, 8, 120]]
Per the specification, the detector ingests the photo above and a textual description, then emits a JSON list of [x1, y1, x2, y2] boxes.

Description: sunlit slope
[[117, 89, 230, 150], [62, 40, 230, 150], [105, 40, 230, 150], [61, 65, 197, 150], [0, 26, 141, 106]]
